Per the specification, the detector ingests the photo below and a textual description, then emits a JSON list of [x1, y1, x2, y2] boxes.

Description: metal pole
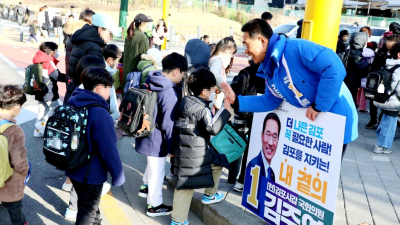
[[355, 0, 358, 15], [230, 26, 233, 36], [161, 0, 169, 50], [20, 24, 23, 42], [197, 26, 201, 39], [1, 18, 3, 35], [367, 0, 371, 16], [59, 32, 62, 47]]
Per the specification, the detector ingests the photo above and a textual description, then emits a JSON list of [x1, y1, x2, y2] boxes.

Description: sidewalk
[[173, 111, 400, 225]]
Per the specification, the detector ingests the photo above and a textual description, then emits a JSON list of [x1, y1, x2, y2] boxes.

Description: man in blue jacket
[[67, 67, 125, 225], [222, 19, 358, 156], [135, 53, 188, 217]]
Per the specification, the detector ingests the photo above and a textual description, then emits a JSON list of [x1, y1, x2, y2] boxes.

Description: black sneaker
[[138, 185, 148, 198], [146, 204, 173, 217], [366, 121, 378, 129]]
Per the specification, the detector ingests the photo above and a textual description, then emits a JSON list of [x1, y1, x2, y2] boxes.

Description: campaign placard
[[242, 101, 346, 225]]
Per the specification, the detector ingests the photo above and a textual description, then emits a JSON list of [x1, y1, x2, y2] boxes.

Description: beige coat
[[0, 113, 29, 203]]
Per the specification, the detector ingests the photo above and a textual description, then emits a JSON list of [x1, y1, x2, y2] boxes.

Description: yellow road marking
[[100, 190, 132, 225]]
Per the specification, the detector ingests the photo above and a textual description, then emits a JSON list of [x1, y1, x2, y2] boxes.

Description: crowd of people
[[0, 4, 399, 225], [336, 22, 400, 154]]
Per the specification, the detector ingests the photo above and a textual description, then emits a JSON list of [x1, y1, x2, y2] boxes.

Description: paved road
[[0, 46, 205, 225]]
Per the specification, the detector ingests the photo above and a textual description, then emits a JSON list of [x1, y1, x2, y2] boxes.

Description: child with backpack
[[358, 41, 378, 113], [0, 84, 29, 225], [103, 44, 122, 121], [26, 20, 38, 43], [33, 42, 68, 138], [171, 68, 231, 225], [373, 42, 400, 154], [134, 53, 188, 217], [65, 67, 125, 224]]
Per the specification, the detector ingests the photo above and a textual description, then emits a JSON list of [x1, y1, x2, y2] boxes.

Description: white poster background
[[246, 101, 346, 213]]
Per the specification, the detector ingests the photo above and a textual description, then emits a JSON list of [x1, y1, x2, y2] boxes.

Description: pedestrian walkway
[[173, 111, 400, 225], [0, 55, 204, 225]]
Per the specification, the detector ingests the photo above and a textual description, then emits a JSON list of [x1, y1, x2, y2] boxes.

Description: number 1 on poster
[[247, 166, 260, 208]]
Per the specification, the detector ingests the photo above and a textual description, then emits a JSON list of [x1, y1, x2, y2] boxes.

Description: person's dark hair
[[360, 26, 372, 37], [126, 21, 137, 40], [200, 35, 210, 41], [79, 9, 95, 25], [81, 67, 114, 91], [162, 52, 188, 74], [210, 36, 237, 58], [0, 85, 26, 109], [19, 2, 22, 4], [261, 12, 273, 21], [156, 19, 167, 33], [187, 67, 216, 96], [103, 44, 122, 60], [39, 42, 58, 55], [262, 112, 281, 137], [390, 42, 400, 59], [339, 30, 349, 37], [76, 55, 106, 84], [389, 22, 400, 35], [241, 18, 273, 40]]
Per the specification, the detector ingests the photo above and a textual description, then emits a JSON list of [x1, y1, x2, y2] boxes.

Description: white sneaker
[[64, 207, 77, 220], [373, 145, 385, 154], [233, 182, 244, 192], [101, 182, 111, 196], [382, 148, 393, 154], [62, 182, 73, 192], [34, 129, 43, 138]]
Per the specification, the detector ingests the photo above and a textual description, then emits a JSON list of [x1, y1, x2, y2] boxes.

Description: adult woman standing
[[37, 6, 49, 40], [123, 14, 152, 85], [209, 37, 237, 110], [152, 19, 168, 50]]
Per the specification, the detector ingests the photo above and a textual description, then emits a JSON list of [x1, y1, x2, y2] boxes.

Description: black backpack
[[339, 49, 351, 69], [117, 83, 158, 138], [364, 65, 400, 103], [43, 104, 98, 177]]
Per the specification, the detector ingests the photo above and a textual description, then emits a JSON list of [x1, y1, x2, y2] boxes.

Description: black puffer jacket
[[66, 24, 105, 102], [68, 24, 105, 84], [62, 19, 86, 78], [344, 32, 370, 90], [172, 96, 231, 190]]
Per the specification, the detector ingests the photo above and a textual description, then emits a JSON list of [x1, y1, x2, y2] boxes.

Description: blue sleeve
[[300, 48, 346, 112], [238, 86, 283, 113], [159, 91, 177, 154], [92, 110, 125, 186]]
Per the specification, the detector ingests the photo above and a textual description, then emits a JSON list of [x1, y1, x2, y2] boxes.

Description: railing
[[169, 25, 243, 47]]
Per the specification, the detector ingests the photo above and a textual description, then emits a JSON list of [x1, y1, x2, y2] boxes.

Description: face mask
[[221, 53, 232, 68], [54, 52, 59, 59], [105, 63, 117, 76], [208, 91, 216, 102]]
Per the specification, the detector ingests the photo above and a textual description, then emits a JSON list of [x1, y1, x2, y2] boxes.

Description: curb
[[167, 178, 265, 225]]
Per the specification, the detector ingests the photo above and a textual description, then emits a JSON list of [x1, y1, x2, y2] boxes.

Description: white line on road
[[0, 51, 18, 69], [22, 50, 30, 54], [12, 46, 19, 49]]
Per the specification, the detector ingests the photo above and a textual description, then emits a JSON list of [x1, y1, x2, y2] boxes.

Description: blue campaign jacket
[[238, 34, 358, 144], [242, 152, 275, 216]]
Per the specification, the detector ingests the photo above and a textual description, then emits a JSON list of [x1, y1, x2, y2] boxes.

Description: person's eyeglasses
[[243, 36, 260, 50], [264, 133, 278, 143]]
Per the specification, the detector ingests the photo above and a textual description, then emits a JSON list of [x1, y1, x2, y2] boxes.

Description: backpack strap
[[0, 121, 15, 134], [388, 65, 400, 74], [140, 64, 154, 73]]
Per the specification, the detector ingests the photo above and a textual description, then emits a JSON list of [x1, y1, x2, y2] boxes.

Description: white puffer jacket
[[374, 59, 400, 111]]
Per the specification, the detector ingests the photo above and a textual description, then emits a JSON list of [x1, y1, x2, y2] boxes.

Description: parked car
[[273, 23, 298, 38], [370, 27, 387, 43]]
